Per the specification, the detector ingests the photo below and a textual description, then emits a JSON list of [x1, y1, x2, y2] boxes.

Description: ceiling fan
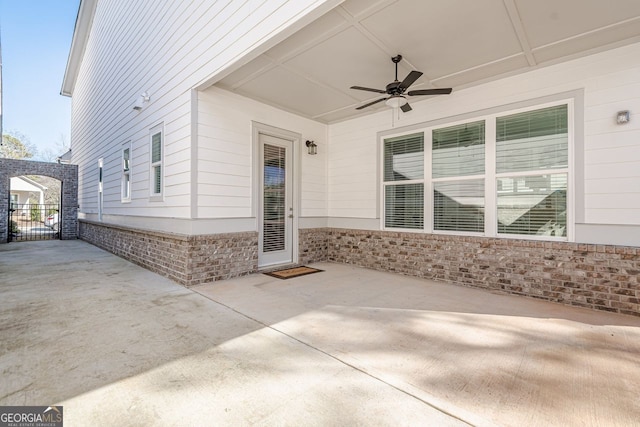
[[350, 55, 452, 112]]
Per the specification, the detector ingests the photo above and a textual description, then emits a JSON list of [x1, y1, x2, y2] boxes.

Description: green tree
[[1, 132, 37, 159]]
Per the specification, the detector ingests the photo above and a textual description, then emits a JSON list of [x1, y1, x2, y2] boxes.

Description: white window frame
[[430, 118, 487, 237], [380, 99, 574, 242], [121, 142, 132, 202], [492, 101, 573, 241], [381, 132, 426, 232], [149, 123, 164, 200], [98, 158, 104, 221]]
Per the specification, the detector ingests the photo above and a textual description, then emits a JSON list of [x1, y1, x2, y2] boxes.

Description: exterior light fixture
[[305, 140, 317, 155], [616, 110, 630, 124], [385, 95, 408, 109], [133, 92, 151, 111]]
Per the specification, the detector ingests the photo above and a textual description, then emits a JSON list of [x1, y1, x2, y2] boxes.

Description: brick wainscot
[[80, 220, 258, 286], [324, 229, 639, 317], [80, 222, 639, 316]]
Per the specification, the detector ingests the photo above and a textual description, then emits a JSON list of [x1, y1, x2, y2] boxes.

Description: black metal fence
[[8, 203, 60, 242]]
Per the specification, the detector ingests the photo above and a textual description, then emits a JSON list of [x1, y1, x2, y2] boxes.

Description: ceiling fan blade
[[350, 85, 386, 94], [399, 71, 423, 90], [400, 103, 412, 113], [356, 97, 388, 110], [407, 88, 453, 96]]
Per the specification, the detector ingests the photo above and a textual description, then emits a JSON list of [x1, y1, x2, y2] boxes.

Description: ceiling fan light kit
[[385, 96, 408, 109], [350, 54, 452, 113]]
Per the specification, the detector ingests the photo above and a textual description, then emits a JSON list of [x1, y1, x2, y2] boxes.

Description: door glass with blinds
[[259, 133, 293, 267], [263, 144, 286, 252], [432, 121, 485, 233], [383, 133, 424, 229], [496, 105, 568, 237]]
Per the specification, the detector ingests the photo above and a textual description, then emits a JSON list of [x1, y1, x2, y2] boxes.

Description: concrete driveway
[[1, 240, 639, 426]]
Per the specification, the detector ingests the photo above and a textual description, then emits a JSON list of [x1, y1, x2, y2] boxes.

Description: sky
[[1, 0, 80, 160]]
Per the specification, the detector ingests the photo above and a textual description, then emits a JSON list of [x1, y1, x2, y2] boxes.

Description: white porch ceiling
[[216, 0, 640, 123]]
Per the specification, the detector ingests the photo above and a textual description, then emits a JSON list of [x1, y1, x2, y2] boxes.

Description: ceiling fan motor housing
[[386, 81, 403, 95]]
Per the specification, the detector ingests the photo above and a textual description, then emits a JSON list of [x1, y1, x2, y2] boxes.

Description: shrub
[[30, 205, 41, 222], [10, 220, 20, 234]]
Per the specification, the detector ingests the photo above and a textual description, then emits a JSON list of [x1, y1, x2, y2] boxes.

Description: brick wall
[[189, 233, 258, 284], [325, 229, 639, 317], [299, 228, 329, 264], [0, 159, 78, 243], [80, 220, 257, 286], [78, 220, 639, 316]]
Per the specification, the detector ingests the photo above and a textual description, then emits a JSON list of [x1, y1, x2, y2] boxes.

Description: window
[[122, 144, 131, 201], [381, 102, 571, 240], [383, 133, 424, 229], [98, 158, 103, 221], [432, 121, 485, 233], [496, 105, 568, 237], [150, 125, 163, 197]]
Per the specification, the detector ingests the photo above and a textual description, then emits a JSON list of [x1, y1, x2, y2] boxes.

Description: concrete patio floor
[[1, 240, 640, 426]]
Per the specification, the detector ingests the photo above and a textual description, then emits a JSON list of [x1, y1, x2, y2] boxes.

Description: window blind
[[432, 121, 485, 178], [384, 133, 424, 182], [151, 132, 162, 164], [496, 105, 567, 173], [263, 144, 286, 252], [497, 173, 567, 236], [434, 179, 484, 232], [153, 165, 161, 194], [385, 184, 424, 229]]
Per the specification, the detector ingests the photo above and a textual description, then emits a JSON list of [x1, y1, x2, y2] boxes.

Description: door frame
[[252, 122, 300, 268]]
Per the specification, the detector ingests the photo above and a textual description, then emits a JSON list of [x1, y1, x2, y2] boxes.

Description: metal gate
[[8, 203, 60, 242]]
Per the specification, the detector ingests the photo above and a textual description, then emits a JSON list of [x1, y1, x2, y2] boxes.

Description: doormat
[[264, 266, 323, 280]]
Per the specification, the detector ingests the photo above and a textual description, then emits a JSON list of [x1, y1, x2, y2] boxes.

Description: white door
[[259, 133, 294, 267]]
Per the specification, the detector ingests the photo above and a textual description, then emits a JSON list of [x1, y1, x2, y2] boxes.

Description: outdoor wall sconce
[[616, 110, 630, 124], [133, 92, 151, 111], [306, 140, 317, 155]]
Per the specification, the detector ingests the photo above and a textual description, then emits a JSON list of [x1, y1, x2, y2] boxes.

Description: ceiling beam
[[503, 0, 537, 66]]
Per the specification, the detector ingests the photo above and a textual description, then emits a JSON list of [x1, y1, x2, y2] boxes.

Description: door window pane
[[263, 144, 286, 252]]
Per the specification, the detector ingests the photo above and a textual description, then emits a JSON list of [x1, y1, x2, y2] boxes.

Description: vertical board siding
[[328, 42, 640, 226]]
